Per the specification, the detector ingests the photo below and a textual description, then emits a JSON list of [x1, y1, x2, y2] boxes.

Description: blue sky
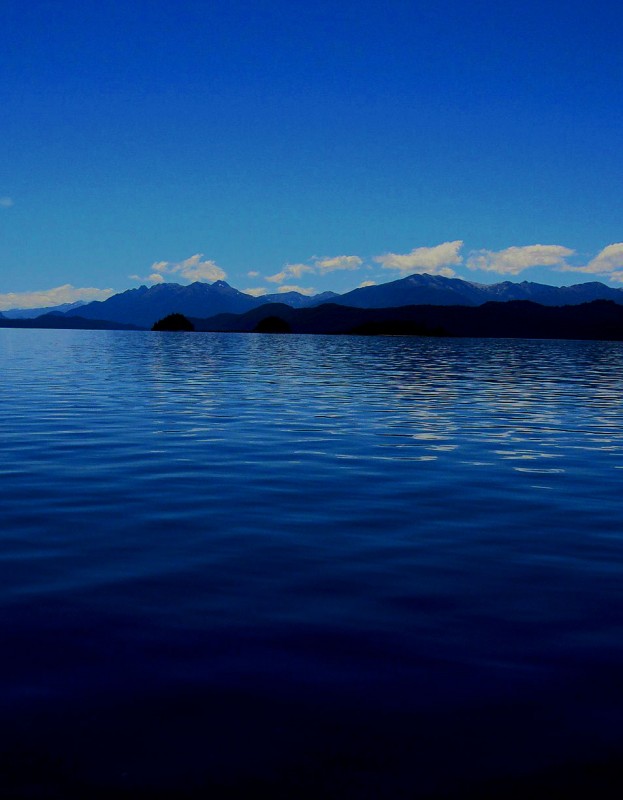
[[1, 0, 622, 308]]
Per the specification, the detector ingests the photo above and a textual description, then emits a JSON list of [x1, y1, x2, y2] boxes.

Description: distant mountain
[[192, 299, 623, 342], [337, 274, 486, 307], [59, 282, 340, 327], [2, 301, 87, 319], [262, 290, 339, 308], [61, 281, 265, 328], [473, 279, 623, 305], [336, 274, 623, 308]]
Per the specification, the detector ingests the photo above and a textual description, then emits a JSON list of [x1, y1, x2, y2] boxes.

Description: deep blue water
[[1, 329, 623, 798]]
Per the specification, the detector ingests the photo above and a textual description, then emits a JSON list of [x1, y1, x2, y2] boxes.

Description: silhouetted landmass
[[253, 315, 292, 333], [0, 314, 143, 331], [152, 313, 195, 331], [348, 320, 446, 337], [4, 298, 623, 342], [192, 299, 623, 342]]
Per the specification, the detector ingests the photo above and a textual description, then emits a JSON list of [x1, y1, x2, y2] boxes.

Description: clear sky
[[1, 0, 622, 308]]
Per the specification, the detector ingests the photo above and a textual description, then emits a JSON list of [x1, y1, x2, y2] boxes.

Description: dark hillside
[[193, 299, 623, 342]]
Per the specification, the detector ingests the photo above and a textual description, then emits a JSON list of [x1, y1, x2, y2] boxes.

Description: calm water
[[1, 329, 623, 798]]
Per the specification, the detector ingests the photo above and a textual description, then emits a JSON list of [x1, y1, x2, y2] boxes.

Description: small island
[[151, 313, 195, 332], [253, 315, 292, 334]]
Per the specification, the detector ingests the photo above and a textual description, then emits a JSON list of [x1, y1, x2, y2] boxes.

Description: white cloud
[[467, 244, 574, 275], [0, 284, 115, 311], [374, 241, 463, 276], [266, 271, 286, 284], [131, 253, 227, 285], [243, 287, 268, 297], [314, 255, 362, 273], [287, 263, 315, 278], [170, 253, 226, 282], [266, 263, 314, 283], [358, 280, 376, 288], [278, 285, 316, 296], [609, 271, 623, 283], [267, 256, 362, 283], [0, 196, 13, 208], [560, 243, 623, 279], [130, 271, 166, 285], [247, 270, 260, 278], [588, 243, 623, 274]]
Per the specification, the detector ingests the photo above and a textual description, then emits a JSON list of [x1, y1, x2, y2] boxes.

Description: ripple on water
[[1, 329, 623, 795]]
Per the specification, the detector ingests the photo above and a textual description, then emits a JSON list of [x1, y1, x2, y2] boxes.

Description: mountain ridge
[[335, 274, 623, 308], [51, 281, 338, 328], [6, 274, 623, 328]]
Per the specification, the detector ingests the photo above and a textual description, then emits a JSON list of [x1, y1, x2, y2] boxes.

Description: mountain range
[[335, 274, 623, 308], [38, 281, 338, 328], [3, 274, 623, 328]]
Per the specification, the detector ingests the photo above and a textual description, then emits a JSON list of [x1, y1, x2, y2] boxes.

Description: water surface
[[1, 329, 623, 797]]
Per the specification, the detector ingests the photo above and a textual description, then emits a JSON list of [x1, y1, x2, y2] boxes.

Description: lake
[[1, 329, 623, 798]]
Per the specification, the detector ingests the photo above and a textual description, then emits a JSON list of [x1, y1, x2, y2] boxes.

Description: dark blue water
[[2, 329, 623, 798]]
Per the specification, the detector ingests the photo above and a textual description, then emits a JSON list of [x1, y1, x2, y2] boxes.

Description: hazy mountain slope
[[2, 301, 87, 319], [260, 290, 339, 308], [308, 291, 340, 305]]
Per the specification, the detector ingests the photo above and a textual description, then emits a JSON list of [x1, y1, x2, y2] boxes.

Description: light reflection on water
[[1, 329, 623, 797]]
